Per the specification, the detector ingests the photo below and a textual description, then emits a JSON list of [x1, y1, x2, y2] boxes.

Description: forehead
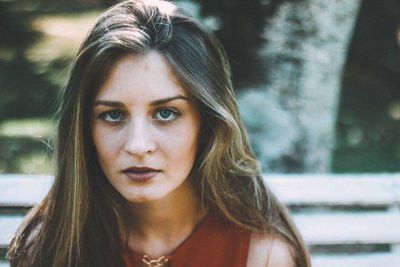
[[94, 51, 189, 101]]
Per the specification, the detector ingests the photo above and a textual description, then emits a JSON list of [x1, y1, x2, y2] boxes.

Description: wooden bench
[[266, 174, 400, 266], [1, 174, 400, 266]]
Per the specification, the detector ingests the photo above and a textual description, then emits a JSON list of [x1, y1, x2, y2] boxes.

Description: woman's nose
[[123, 118, 156, 157]]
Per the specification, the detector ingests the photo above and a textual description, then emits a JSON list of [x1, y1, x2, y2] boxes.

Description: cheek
[[162, 122, 200, 162], [92, 126, 122, 165]]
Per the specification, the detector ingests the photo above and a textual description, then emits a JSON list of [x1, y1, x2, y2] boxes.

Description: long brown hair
[[9, 1, 310, 266]]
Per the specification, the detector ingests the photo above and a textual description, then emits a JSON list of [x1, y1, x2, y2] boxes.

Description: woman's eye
[[100, 110, 125, 122], [154, 108, 180, 121]]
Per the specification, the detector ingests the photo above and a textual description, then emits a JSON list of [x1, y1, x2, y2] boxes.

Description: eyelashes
[[98, 107, 181, 124], [153, 107, 181, 121], [99, 110, 125, 122]]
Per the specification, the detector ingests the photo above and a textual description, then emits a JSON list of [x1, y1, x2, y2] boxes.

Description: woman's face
[[91, 52, 201, 203]]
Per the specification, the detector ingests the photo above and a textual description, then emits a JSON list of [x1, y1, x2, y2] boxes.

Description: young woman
[[9, 1, 310, 266]]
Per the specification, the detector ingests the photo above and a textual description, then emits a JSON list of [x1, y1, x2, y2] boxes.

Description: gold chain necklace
[[140, 255, 171, 267]]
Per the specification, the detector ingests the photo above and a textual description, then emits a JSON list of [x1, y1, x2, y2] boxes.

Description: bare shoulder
[[13, 219, 42, 249], [25, 221, 42, 245], [246, 233, 296, 267]]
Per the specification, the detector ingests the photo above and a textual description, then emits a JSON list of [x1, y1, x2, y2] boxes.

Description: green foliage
[[0, 1, 39, 51], [0, 1, 59, 121]]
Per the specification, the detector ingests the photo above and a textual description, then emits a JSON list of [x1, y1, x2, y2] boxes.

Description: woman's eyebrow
[[150, 95, 190, 106], [93, 95, 190, 107], [93, 100, 124, 107]]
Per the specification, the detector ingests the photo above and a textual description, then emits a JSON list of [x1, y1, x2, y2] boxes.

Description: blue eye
[[101, 110, 125, 122], [154, 108, 179, 121], [159, 109, 172, 119]]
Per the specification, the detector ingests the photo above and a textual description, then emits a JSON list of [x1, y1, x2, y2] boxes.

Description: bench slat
[[0, 216, 24, 249], [2, 212, 400, 248], [265, 174, 400, 207], [294, 212, 400, 245], [311, 252, 400, 267], [0, 175, 52, 207], [2, 174, 400, 208]]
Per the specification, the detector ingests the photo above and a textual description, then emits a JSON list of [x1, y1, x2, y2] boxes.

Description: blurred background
[[0, 0, 399, 174]]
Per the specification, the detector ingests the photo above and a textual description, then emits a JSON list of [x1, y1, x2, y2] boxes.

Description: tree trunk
[[238, 0, 362, 173]]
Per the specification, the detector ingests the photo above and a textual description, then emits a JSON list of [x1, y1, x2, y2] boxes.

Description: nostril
[[124, 130, 156, 155]]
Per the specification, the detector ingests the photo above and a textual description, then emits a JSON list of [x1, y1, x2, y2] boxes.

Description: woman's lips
[[122, 167, 160, 182]]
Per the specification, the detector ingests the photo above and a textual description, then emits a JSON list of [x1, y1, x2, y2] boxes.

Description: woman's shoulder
[[9, 217, 43, 262], [24, 221, 42, 245], [247, 233, 296, 267]]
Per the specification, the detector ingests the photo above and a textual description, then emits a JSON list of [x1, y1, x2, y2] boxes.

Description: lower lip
[[123, 171, 159, 183]]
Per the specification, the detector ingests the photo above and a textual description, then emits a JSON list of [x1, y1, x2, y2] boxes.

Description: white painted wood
[[2, 174, 400, 207], [0, 215, 24, 248], [0, 175, 53, 207], [392, 244, 400, 253], [293, 212, 400, 246], [2, 212, 399, 249], [265, 174, 400, 207], [311, 252, 400, 267]]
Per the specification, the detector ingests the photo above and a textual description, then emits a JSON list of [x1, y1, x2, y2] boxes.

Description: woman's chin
[[121, 190, 170, 204]]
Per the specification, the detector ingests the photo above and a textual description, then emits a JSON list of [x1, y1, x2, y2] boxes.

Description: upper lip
[[122, 167, 160, 172]]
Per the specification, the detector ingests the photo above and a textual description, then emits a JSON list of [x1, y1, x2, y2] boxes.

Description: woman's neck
[[126, 180, 207, 258]]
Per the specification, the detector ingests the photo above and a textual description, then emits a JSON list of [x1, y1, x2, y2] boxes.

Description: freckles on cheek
[[172, 128, 199, 153], [98, 134, 121, 153], [92, 127, 120, 157], [164, 126, 194, 143]]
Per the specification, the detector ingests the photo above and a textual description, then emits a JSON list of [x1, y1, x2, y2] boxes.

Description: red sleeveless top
[[123, 212, 251, 267]]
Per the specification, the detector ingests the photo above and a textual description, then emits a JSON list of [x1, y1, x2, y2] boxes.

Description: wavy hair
[[9, 1, 310, 266]]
